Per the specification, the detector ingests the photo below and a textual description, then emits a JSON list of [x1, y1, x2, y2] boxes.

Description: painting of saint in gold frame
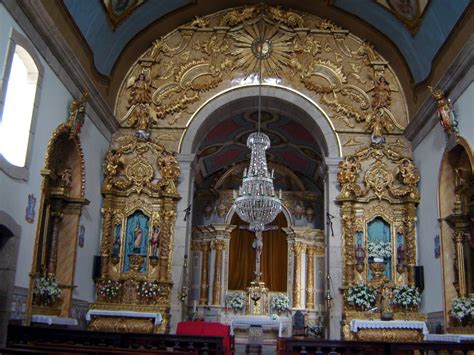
[[375, 0, 430, 35], [102, 0, 145, 31]]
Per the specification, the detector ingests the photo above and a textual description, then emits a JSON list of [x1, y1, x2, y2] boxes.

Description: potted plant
[[451, 297, 474, 326], [137, 281, 160, 304], [346, 284, 377, 311], [270, 294, 290, 315], [33, 274, 62, 307], [226, 292, 245, 313], [96, 279, 121, 301]]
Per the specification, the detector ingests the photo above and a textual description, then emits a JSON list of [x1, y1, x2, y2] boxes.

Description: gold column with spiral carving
[[454, 231, 467, 297], [292, 242, 306, 308], [199, 242, 210, 305], [306, 245, 315, 309], [212, 240, 225, 305]]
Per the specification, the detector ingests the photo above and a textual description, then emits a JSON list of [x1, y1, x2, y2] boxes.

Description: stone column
[[212, 240, 225, 305], [325, 157, 343, 339], [199, 242, 210, 305], [306, 246, 316, 309], [292, 242, 306, 308]]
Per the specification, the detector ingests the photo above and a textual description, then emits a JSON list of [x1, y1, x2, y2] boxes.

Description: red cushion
[[176, 321, 231, 354]]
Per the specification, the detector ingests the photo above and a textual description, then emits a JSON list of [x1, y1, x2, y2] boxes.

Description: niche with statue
[[27, 94, 89, 320]]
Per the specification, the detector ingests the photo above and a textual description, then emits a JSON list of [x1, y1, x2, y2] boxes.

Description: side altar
[[88, 127, 181, 333]]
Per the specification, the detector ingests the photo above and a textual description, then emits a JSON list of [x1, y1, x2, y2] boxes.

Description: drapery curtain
[[228, 213, 287, 291]]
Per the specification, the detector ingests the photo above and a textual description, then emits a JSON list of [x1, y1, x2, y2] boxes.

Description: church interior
[[0, 0, 473, 353]]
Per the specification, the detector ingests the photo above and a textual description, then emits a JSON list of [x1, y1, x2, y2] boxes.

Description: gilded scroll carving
[[115, 4, 408, 151]]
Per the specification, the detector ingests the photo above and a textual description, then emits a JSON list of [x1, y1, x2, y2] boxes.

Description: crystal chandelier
[[233, 27, 282, 233]]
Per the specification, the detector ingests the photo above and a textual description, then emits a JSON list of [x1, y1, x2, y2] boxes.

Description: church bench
[[7, 324, 224, 354], [278, 338, 474, 354]]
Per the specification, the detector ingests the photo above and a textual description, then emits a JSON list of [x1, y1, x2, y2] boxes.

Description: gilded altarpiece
[[112, 4, 418, 337], [336, 143, 424, 341], [88, 134, 180, 333]]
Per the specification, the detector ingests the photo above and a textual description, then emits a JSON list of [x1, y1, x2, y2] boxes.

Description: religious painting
[[374, 0, 430, 35], [101, 0, 145, 31], [78, 225, 85, 248], [25, 193, 36, 223], [367, 217, 392, 280], [123, 210, 149, 273]]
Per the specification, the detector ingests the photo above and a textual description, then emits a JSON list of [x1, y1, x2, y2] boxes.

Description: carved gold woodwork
[[292, 242, 306, 309], [337, 142, 421, 338], [26, 94, 89, 324], [212, 240, 226, 305], [306, 246, 316, 309], [89, 316, 155, 333], [350, 328, 423, 342], [199, 241, 210, 305], [115, 5, 409, 152], [89, 131, 180, 333]]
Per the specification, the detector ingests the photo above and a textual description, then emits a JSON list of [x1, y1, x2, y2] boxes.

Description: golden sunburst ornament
[[230, 20, 294, 78]]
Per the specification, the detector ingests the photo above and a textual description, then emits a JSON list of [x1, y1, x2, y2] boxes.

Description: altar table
[[31, 315, 78, 326], [86, 309, 162, 333], [224, 315, 292, 338], [350, 320, 428, 342]]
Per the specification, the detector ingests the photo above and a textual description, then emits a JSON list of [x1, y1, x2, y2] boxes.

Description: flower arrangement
[[33, 274, 62, 306], [368, 241, 391, 259], [96, 279, 121, 300], [307, 323, 324, 337], [450, 297, 474, 322], [137, 281, 160, 304], [226, 292, 245, 312], [270, 294, 290, 314], [346, 284, 377, 310], [392, 285, 421, 307]]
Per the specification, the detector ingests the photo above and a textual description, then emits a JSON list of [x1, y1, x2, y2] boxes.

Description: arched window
[[0, 29, 43, 180]]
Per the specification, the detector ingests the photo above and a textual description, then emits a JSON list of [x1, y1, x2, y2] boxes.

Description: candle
[[193, 300, 197, 313]]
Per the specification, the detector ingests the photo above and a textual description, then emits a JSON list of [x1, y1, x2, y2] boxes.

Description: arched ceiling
[[196, 109, 322, 182], [63, 0, 470, 83]]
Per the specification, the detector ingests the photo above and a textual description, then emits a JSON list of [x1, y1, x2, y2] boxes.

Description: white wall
[[413, 79, 473, 314], [413, 122, 444, 313], [0, 4, 109, 302]]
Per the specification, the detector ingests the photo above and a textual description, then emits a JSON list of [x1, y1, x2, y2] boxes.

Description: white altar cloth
[[350, 320, 429, 335], [31, 315, 78, 326], [224, 315, 292, 337], [86, 309, 162, 325], [425, 334, 474, 342]]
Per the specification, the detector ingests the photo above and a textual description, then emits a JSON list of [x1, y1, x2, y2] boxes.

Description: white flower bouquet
[[270, 294, 290, 314], [33, 274, 62, 305], [451, 297, 474, 322], [96, 279, 121, 300], [226, 292, 245, 312], [346, 284, 377, 310], [392, 285, 421, 307], [137, 281, 160, 304], [368, 241, 391, 259], [307, 323, 324, 337]]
